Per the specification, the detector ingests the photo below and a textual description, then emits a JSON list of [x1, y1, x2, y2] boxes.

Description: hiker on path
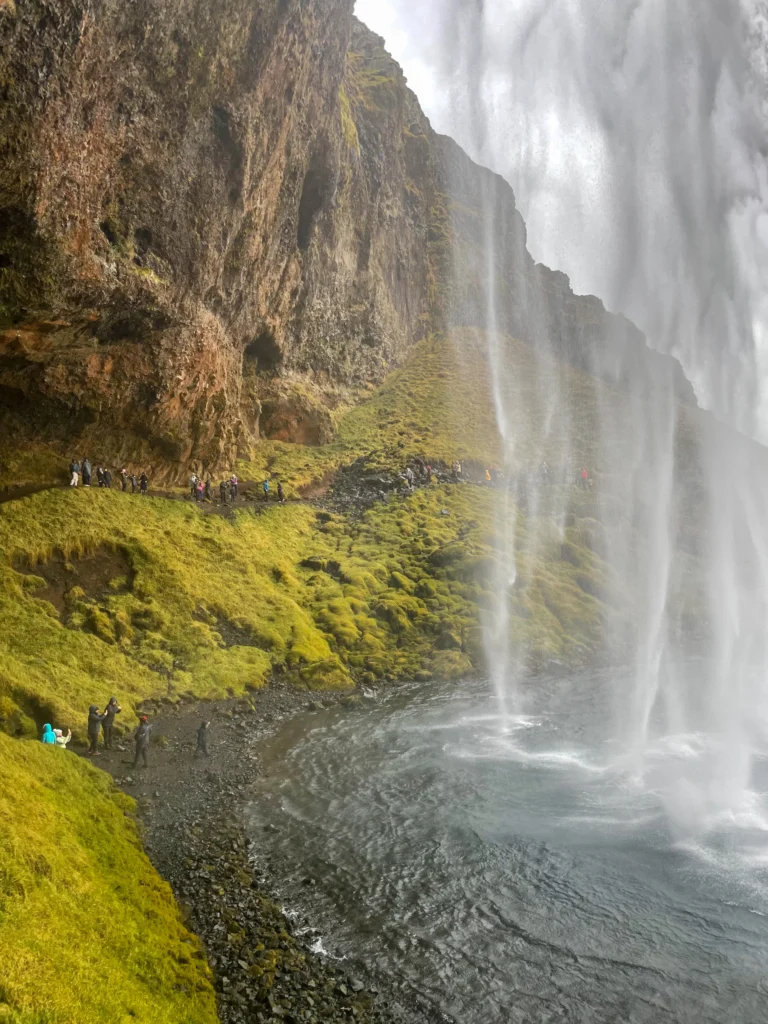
[[139, 472, 148, 495], [101, 697, 122, 750], [580, 468, 589, 490], [103, 469, 113, 488], [219, 480, 228, 505], [230, 474, 239, 499], [196, 480, 204, 502], [54, 728, 72, 749], [120, 468, 128, 491], [204, 479, 212, 501], [405, 466, 415, 489], [41, 723, 56, 745], [132, 715, 152, 768], [130, 474, 137, 493], [69, 460, 80, 487], [277, 481, 285, 504], [97, 467, 105, 487], [195, 720, 211, 757], [82, 459, 92, 487], [87, 705, 106, 755], [189, 473, 198, 497], [262, 478, 270, 501]]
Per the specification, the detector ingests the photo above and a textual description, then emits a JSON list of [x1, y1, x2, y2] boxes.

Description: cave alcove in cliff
[[297, 156, 334, 251], [244, 329, 282, 372]]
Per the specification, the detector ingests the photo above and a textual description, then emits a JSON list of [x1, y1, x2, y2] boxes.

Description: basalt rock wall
[[0, 3, 694, 475]]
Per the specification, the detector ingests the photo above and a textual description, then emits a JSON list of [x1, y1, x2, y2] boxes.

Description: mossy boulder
[[431, 650, 473, 680]]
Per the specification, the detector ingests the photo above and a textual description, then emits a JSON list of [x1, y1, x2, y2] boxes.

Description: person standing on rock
[[219, 480, 228, 505], [139, 472, 148, 495], [69, 460, 80, 487], [101, 696, 122, 750], [87, 705, 106, 756], [81, 458, 92, 487], [132, 715, 152, 768], [195, 720, 211, 757]]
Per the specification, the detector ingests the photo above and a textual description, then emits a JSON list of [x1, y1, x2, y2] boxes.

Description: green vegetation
[[0, 733, 217, 1023], [239, 328, 607, 492], [0, 330, 624, 741], [338, 82, 360, 155]]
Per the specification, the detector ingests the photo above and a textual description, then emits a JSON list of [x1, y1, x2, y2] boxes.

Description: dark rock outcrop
[[0, 2, 694, 473]]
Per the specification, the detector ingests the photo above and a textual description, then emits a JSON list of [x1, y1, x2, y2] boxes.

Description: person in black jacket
[[132, 715, 152, 767], [101, 697, 122, 750], [87, 705, 106, 755], [195, 720, 211, 757]]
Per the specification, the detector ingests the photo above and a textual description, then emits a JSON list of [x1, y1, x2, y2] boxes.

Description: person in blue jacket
[[41, 723, 56, 745]]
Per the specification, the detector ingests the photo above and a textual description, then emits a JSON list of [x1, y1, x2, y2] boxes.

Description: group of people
[[42, 699, 212, 767], [190, 472, 285, 505], [69, 460, 149, 494], [41, 724, 72, 748], [398, 457, 593, 498]]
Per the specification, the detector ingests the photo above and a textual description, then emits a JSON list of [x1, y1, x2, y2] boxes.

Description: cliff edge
[[0, 1, 694, 476]]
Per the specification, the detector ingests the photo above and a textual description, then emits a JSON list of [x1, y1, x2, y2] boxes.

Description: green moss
[[0, 733, 217, 1023], [339, 81, 360, 155]]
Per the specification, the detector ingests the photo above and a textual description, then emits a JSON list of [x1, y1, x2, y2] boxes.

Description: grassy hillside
[[0, 329, 630, 739], [0, 326, 711, 1024], [0, 733, 217, 1024]]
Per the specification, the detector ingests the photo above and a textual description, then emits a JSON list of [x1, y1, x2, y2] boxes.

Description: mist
[[355, 0, 768, 441]]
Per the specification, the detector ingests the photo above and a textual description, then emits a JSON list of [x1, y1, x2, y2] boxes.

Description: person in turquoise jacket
[[41, 723, 56, 745]]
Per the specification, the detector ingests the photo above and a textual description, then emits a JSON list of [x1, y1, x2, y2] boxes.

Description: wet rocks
[[103, 685, 398, 1024]]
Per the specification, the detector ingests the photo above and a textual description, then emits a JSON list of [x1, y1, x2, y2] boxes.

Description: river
[[248, 675, 768, 1023]]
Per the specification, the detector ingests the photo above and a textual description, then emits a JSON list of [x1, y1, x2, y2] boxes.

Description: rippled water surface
[[249, 676, 768, 1023]]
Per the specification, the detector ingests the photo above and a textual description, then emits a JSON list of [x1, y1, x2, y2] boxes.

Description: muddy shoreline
[[88, 682, 437, 1024]]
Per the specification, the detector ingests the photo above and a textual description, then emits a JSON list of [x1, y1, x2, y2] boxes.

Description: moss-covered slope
[[0, 733, 217, 1023], [1, 327, 660, 737]]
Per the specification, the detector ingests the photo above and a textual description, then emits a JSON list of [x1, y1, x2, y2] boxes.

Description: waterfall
[[358, 0, 768, 833]]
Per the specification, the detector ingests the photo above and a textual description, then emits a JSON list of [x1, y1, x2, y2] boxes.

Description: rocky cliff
[[0, 0, 694, 476]]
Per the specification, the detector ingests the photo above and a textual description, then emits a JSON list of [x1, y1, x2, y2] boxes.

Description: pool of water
[[247, 675, 768, 1023]]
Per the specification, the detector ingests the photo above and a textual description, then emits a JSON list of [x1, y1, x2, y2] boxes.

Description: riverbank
[[87, 682, 437, 1024]]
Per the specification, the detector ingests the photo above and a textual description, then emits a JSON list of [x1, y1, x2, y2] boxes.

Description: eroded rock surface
[[0, 2, 694, 475]]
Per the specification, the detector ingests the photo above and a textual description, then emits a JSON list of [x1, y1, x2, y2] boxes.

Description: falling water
[[356, 0, 768, 836]]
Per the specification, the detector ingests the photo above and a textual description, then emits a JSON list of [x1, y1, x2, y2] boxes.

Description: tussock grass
[[0, 330, 623, 736], [0, 733, 217, 1023]]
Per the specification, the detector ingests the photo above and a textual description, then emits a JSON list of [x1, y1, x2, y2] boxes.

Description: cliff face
[[0, 2, 693, 474]]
